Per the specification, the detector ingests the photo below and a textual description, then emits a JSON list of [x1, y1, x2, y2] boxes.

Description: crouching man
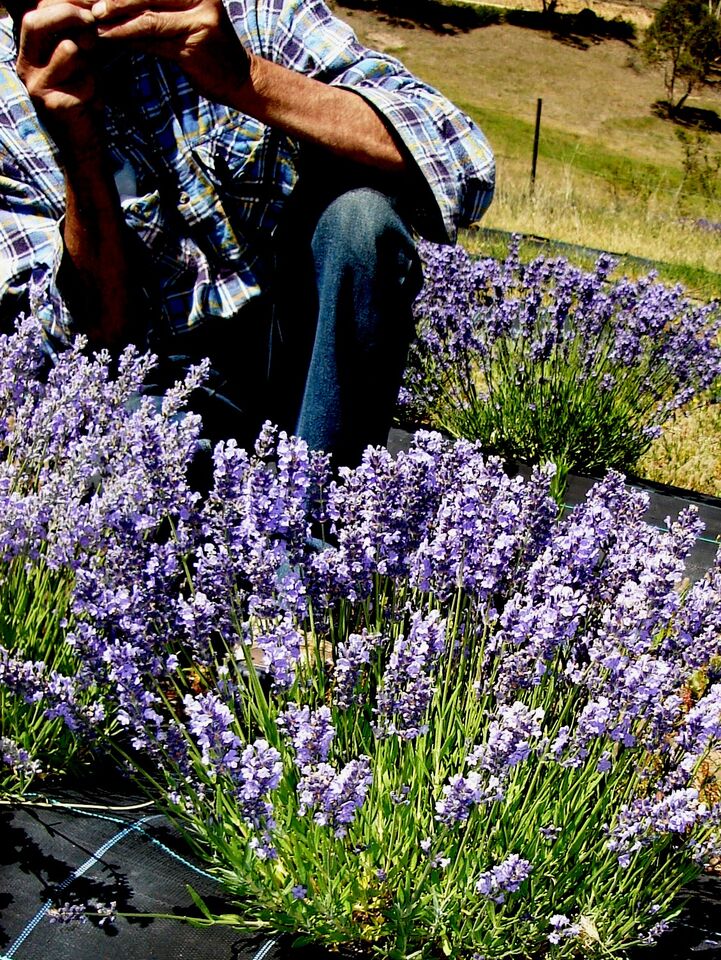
[[0, 0, 494, 462]]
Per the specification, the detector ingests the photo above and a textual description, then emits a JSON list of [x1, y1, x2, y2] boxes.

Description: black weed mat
[[2, 791, 721, 960], [1, 797, 253, 960], [0, 763, 379, 960]]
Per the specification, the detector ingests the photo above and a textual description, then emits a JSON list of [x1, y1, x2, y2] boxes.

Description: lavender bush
[[400, 239, 721, 486], [0, 317, 203, 796], [1, 317, 720, 956], [47, 421, 721, 958]]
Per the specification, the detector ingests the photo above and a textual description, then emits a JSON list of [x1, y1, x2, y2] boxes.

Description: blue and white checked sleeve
[[0, 31, 72, 340], [225, 0, 496, 242]]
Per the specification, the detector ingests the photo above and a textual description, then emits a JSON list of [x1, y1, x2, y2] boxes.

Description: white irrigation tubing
[[252, 937, 281, 960], [0, 797, 155, 810]]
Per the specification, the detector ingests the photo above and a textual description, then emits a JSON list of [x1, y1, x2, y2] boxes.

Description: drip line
[[2, 805, 279, 960], [0, 797, 154, 811], [61, 805, 219, 881], [60, 807, 284, 960], [0, 815, 158, 959], [253, 937, 281, 959]]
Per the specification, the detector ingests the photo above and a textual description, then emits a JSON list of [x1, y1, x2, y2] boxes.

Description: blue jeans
[[155, 181, 422, 466]]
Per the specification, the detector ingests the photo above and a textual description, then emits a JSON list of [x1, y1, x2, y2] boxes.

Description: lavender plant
[[55, 425, 721, 959], [0, 317, 203, 796], [400, 240, 721, 485]]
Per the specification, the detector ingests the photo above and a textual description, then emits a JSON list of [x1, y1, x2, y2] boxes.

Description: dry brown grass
[[637, 399, 721, 496], [475, 174, 721, 283], [346, 10, 721, 159]]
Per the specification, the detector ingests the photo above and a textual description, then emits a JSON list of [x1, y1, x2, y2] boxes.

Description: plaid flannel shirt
[[0, 0, 495, 342]]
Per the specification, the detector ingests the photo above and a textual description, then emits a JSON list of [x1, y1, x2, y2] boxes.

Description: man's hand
[[89, 0, 405, 172], [15, 0, 136, 347], [90, 0, 251, 103], [16, 0, 103, 150]]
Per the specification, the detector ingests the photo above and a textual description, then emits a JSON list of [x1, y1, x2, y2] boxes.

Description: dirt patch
[[366, 28, 409, 51]]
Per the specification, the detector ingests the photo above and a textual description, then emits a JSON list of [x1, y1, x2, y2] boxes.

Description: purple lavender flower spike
[[467, 701, 545, 775], [234, 738, 284, 858], [608, 788, 710, 867], [436, 771, 488, 825], [278, 703, 336, 767], [332, 630, 382, 709], [297, 755, 373, 837], [47, 903, 88, 926], [254, 617, 303, 690], [183, 692, 243, 775], [376, 609, 446, 739], [475, 854, 533, 903], [1, 736, 43, 778], [548, 914, 581, 944], [678, 684, 721, 773]]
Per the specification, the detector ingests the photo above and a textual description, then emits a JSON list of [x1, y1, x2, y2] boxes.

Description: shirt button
[[179, 192, 190, 205]]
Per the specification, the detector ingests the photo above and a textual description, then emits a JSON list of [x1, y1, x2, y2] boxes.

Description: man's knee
[[311, 187, 419, 287]]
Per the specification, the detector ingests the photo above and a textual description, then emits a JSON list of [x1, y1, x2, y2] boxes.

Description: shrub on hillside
[[642, 0, 721, 115]]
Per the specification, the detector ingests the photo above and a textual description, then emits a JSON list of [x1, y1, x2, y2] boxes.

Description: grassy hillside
[[340, 3, 721, 297]]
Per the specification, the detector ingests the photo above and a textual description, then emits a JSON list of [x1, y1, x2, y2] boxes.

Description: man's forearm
[[230, 56, 407, 173], [61, 129, 134, 347], [15, 0, 135, 348], [88, 0, 408, 173]]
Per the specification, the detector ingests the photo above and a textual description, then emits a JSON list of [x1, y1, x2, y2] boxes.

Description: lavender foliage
[[1, 314, 720, 954], [402, 240, 721, 474], [47, 419, 721, 957], [0, 316, 208, 794]]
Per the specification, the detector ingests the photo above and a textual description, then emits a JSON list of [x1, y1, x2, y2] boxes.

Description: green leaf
[[186, 885, 213, 921]]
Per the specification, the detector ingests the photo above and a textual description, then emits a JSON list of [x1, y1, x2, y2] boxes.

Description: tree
[[643, 0, 721, 114]]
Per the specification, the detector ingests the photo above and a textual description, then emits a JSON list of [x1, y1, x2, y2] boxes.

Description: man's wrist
[[44, 103, 106, 167]]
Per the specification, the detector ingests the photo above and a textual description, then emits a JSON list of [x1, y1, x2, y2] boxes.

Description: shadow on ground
[[652, 100, 721, 134], [336, 0, 636, 41]]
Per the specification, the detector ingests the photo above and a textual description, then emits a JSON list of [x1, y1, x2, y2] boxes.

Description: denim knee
[[310, 187, 419, 293]]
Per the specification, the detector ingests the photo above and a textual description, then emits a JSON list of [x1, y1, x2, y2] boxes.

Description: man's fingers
[[51, 35, 86, 76], [93, 7, 193, 41], [36, 0, 96, 11], [94, 8, 169, 39], [90, 0, 193, 21], [25, 36, 96, 109], [20, 3, 96, 64]]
